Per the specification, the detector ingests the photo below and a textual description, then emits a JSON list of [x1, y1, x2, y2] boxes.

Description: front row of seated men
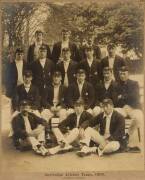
[[11, 96, 142, 157]]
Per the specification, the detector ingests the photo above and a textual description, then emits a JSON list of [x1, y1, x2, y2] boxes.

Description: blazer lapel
[[58, 85, 63, 102], [76, 83, 81, 97], [82, 81, 87, 96]]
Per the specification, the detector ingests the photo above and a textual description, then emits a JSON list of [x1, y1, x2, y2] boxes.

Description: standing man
[[100, 44, 126, 81], [116, 66, 140, 109], [27, 30, 51, 64], [11, 100, 48, 156], [30, 45, 55, 97], [66, 69, 95, 113], [52, 29, 80, 64], [77, 98, 125, 157], [56, 48, 78, 87], [80, 35, 101, 60], [5, 48, 28, 98], [79, 46, 101, 88]]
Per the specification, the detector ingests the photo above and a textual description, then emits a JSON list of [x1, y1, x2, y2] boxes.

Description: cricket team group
[[4, 29, 143, 157]]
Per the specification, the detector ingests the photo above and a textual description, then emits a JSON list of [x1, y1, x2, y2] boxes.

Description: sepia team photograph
[[0, 0, 144, 179]]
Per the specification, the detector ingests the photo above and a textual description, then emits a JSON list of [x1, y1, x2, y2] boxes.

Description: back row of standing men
[[5, 29, 141, 116]]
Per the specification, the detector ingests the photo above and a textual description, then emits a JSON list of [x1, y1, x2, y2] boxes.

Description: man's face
[[62, 32, 70, 41], [20, 105, 30, 115], [87, 37, 94, 45], [119, 71, 129, 82], [77, 73, 86, 83], [107, 47, 116, 57], [103, 104, 113, 115], [35, 32, 43, 42], [23, 76, 32, 85], [53, 76, 62, 85], [85, 49, 94, 59], [16, 52, 23, 61], [103, 71, 112, 81], [39, 49, 47, 59], [62, 51, 71, 61], [74, 104, 84, 115]]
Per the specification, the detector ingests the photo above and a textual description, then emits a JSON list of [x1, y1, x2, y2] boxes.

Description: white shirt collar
[[103, 110, 113, 118], [24, 83, 31, 88], [77, 80, 84, 86]]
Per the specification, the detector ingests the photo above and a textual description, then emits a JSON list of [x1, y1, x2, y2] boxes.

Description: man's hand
[[28, 125, 44, 136]]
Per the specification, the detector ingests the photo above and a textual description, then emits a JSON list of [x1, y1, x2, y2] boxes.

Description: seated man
[[41, 71, 68, 122], [11, 100, 48, 156], [66, 68, 95, 114], [12, 70, 40, 112], [115, 105, 143, 151], [116, 66, 140, 109], [77, 98, 125, 157], [47, 99, 93, 155], [93, 67, 118, 116]]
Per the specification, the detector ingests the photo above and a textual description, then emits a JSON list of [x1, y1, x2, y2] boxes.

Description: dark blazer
[[5, 61, 28, 98], [100, 55, 126, 80], [66, 81, 95, 109], [79, 59, 101, 87], [42, 84, 67, 108], [12, 112, 47, 140], [116, 79, 140, 108], [12, 84, 40, 111], [59, 111, 93, 132], [27, 43, 51, 64], [52, 41, 81, 64], [30, 58, 55, 95], [95, 80, 118, 106], [56, 60, 78, 85], [90, 110, 125, 143]]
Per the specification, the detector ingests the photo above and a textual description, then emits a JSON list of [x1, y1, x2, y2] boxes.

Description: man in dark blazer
[[5, 48, 28, 98], [11, 100, 48, 156], [116, 66, 140, 109], [100, 43, 126, 81], [94, 67, 118, 107], [77, 98, 125, 157], [30, 45, 55, 97], [41, 71, 68, 122], [47, 99, 93, 155], [79, 46, 101, 87], [56, 48, 78, 87], [12, 70, 40, 111], [27, 30, 51, 64], [51, 29, 80, 64], [66, 69, 95, 111]]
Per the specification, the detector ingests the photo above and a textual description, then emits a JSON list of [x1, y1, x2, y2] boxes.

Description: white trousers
[[48, 128, 84, 155], [26, 125, 45, 148], [52, 127, 84, 144], [81, 127, 120, 154]]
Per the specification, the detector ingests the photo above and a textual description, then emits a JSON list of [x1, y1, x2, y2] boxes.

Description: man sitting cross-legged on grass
[[11, 100, 49, 156], [47, 99, 93, 155], [77, 98, 126, 157]]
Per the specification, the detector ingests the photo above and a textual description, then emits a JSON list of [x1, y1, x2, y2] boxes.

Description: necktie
[[64, 62, 69, 87]]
